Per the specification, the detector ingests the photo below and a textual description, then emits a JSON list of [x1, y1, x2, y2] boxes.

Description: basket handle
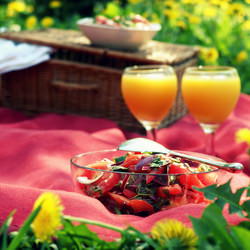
[[52, 80, 99, 91]]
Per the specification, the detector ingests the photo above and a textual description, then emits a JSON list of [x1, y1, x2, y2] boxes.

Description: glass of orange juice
[[181, 66, 241, 155], [121, 65, 178, 141]]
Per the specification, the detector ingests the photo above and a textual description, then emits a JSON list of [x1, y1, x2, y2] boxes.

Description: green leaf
[[118, 226, 156, 249], [241, 200, 250, 218], [57, 218, 119, 249], [114, 155, 127, 164], [7, 206, 41, 250], [0, 210, 15, 235], [150, 157, 164, 168], [0, 210, 16, 250], [190, 203, 240, 250], [238, 221, 250, 230], [111, 165, 129, 172], [195, 181, 245, 215], [230, 226, 250, 250]]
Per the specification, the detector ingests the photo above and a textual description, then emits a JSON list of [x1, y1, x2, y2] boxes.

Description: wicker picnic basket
[[0, 29, 198, 133]]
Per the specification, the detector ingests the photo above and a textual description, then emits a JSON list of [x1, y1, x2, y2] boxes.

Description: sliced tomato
[[168, 163, 204, 189], [168, 163, 189, 175], [128, 199, 154, 213], [197, 172, 217, 186], [179, 174, 205, 189], [84, 164, 121, 198], [168, 195, 188, 208], [107, 192, 130, 207], [121, 153, 142, 168], [186, 190, 205, 204], [146, 167, 165, 184], [157, 184, 183, 198], [83, 161, 112, 179], [123, 188, 137, 199], [76, 161, 113, 194]]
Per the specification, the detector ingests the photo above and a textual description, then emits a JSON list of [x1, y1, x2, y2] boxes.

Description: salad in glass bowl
[[71, 149, 219, 216]]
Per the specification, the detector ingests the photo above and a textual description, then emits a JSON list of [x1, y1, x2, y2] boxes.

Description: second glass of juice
[[181, 66, 241, 155]]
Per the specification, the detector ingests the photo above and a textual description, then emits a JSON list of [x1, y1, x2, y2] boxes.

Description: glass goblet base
[[200, 123, 220, 156], [140, 120, 160, 142]]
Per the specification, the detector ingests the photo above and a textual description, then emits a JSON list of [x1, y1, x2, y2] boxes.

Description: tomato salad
[[76, 152, 218, 216], [94, 14, 151, 29]]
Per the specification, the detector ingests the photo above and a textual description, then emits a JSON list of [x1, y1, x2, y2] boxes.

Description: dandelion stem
[[63, 215, 124, 234]]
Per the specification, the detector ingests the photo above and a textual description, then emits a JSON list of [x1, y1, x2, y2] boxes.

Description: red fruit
[[128, 199, 154, 213], [168, 163, 188, 175], [132, 14, 149, 24], [146, 167, 165, 184], [197, 172, 217, 186], [168, 184, 183, 195], [186, 190, 205, 204], [157, 184, 183, 198], [121, 153, 142, 168], [108, 192, 130, 207], [123, 189, 137, 199], [95, 15, 108, 24], [179, 174, 205, 189], [83, 162, 121, 197]]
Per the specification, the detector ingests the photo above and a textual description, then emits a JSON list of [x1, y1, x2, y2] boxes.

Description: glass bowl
[[70, 149, 219, 216]]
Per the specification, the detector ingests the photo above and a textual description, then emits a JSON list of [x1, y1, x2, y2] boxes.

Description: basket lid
[[0, 29, 198, 66]]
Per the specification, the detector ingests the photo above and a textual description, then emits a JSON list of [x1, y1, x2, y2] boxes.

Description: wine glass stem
[[146, 128, 157, 142], [204, 131, 215, 155], [200, 123, 218, 156]]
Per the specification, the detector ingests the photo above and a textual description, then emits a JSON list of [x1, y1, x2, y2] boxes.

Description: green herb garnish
[[114, 155, 127, 164], [111, 165, 129, 172], [150, 157, 167, 168]]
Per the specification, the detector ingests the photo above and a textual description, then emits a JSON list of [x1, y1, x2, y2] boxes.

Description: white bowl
[[77, 17, 161, 50]]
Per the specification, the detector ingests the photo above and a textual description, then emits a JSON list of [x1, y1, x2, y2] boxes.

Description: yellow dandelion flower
[[203, 7, 217, 18], [236, 51, 248, 63], [31, 192, 63, 242], [199, 47, 219, 64], [242, 20, 250, 31], [227, 3, 245, 17], [210, 0, 230, 5], [7, 1, 26, 17], [182, 0, 201, 4], [164, 9, 181, 20], [245, 0, 250, 4], [128, 0, 142, 4], [176, 20, 187, 29], [164, 0, 175, 7], [236, 128, 250, 145], [49, 0, 62, 8], [25, 5, 34, 13], [25, 16, 37, 30], [41, 17, 54, 28], [151, 13, 161, 23], [151, 219, 198, 250], [188, 15, 201, 24]]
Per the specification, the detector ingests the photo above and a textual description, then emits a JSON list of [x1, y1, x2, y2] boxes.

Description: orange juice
[[182, 75, 240, 124], [121, 73, 177, 123]]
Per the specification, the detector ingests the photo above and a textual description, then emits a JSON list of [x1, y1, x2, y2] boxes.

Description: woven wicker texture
[[0, 29, 198, 133]]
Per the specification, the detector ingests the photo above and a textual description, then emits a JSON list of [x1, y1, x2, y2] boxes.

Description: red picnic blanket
[[0, 94, 249, 239]]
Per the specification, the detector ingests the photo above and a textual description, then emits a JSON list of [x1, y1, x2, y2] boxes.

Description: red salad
[[75, 152, 218, 216], [94, 14, 151, 29]]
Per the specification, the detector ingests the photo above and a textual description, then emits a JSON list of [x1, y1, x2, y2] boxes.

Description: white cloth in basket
[[0, 39, 53, 74]]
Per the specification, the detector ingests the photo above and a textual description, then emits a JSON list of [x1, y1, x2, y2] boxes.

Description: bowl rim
[[77, 17, 161, 32], [70, 149, 220, 176]]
